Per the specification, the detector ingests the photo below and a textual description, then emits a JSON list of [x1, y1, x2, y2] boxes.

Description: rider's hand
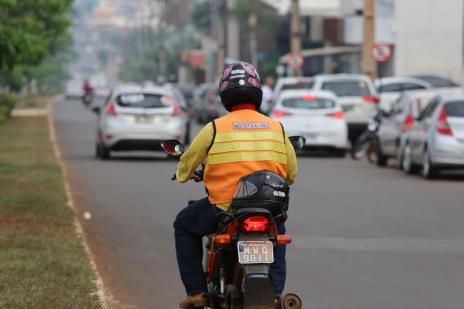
[[190, 173, 202, 182]]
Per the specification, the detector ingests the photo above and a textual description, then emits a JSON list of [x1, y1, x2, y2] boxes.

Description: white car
[[375, 76, 431, 111], [273, 77, 314, 99], [270, 90, 348, 156], [94, 84, 190, 159], [311, 74, 378, 142]]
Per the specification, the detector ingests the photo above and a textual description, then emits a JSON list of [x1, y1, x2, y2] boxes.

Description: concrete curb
[[46, 98, 111, 309]]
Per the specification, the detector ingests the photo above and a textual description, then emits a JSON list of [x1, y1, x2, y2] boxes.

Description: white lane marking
[[294, 236, 464, 253]]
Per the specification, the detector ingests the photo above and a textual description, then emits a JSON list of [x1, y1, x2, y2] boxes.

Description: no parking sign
[[371, 44, 392, 63]]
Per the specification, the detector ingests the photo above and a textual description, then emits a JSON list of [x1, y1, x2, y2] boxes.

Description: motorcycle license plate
[[237, 241, 274, 264]]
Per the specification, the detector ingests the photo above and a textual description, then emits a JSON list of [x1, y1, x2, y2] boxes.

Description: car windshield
[[281, 82, 314, 91], [321, 80, 371, 97], [445, 101, 464, 117], [282, 97, 335, 109], [116, 93, 169, 108]]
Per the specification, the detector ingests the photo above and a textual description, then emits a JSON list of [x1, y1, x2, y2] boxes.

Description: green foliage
[[0, 93, 19, 124], [0, 0, 74, 69], [191, 0, 211, 34]]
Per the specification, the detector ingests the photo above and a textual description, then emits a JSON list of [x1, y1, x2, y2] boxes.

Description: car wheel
[[95, 143, 101, 158], [98, 143, 111, 160], [422, 147, 439, 179], [401, 143, 418, 174], [184, 122, 191, 145]]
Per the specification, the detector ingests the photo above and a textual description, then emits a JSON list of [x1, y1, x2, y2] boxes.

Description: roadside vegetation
[[0, 116, 102, 308], [0, 94, 18, 124]]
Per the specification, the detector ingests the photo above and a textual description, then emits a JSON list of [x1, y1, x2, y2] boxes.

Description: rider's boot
[[178, 293, 207, 308]]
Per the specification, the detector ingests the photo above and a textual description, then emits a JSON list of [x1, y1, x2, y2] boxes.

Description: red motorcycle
[[162, 138, 304, 309]]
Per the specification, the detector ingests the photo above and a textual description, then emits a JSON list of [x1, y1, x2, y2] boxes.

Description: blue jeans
[[173, 197, 286, 295]]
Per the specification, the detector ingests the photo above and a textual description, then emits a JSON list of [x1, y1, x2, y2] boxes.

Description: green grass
[[0, 117, 102, 308]]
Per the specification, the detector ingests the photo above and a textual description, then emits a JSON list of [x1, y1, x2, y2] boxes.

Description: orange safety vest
[[204, 109, 288, 205]]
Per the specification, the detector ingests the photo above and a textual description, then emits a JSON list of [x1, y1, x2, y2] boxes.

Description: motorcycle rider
[[173, 62, 298, 308]]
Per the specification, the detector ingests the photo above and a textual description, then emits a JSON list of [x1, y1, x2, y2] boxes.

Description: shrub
[[0, 94, 19, 124]]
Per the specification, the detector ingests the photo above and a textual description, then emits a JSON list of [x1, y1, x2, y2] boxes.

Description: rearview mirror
[[161, 139, 185, 156], [91, 106, 101, 115], [288, 136, 306, 150]]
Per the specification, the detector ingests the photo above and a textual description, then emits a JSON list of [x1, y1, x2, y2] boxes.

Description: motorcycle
[[161, 137, 305, 309], [350, 109, 387, 162], [82, 92, 93, 108]]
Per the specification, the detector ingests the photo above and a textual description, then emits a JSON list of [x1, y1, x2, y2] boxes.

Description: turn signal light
[[276, 235, 292, 245], [215, 234, 231, 244], [242, 216, 269, 232]]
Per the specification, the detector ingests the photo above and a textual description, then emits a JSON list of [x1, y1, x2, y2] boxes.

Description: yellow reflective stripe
[[208, 151, 288, 165], [209, 140, 286, 154], [214, 131, 284, 143]]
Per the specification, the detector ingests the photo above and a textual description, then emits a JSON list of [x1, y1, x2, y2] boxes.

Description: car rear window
[[282, 97, 335, 109], [445, 101, 464, 117], [281, 82, 314, 91], [116, 93, 168, 108], [321, 80, 371, 97], [413, 75, 459, 88]]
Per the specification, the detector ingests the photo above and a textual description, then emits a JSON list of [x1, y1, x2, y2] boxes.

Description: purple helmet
[[219, 62, 263, 111]]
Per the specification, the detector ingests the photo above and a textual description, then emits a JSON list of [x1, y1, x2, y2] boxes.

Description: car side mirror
[[91, 106, 101, 115], [289, 136, 306, 150], [161, 139, 185, 156]]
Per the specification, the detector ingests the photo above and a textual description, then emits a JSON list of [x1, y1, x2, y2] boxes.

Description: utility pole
[[216, 0, 226, 80], [158, 0, 167, 83], [290, 0, 302, 76], [362, 0, 377, 80], [249, 4, 258, 68]]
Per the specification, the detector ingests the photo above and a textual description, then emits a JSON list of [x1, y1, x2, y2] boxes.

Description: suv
[[311, 74, 378, 142]]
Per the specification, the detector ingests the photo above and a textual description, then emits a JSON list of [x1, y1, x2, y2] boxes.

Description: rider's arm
[[175, 123, 214, 183], [285, 134, 297, 184]]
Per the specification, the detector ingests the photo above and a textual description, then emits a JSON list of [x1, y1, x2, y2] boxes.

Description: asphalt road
[[54, 99, 464, 309]]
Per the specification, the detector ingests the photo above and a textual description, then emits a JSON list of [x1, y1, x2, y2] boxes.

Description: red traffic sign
[[371, 44, 392, 63], [287, 53, 304, 69]]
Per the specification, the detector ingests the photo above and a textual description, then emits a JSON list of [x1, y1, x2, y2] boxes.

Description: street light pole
[[290, 0, 302, 76], [216, 0, 226, 80], [362, 0, 377, 80]]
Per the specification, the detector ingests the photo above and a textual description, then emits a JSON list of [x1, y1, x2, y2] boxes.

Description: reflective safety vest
[[204, 109, 288, 205]]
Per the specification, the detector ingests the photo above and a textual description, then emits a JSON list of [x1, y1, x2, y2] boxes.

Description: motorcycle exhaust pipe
[[278, 293, 302, 309]]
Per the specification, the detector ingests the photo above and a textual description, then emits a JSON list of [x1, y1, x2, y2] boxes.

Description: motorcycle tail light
[[215, 234, 231, 244], [436, 106, 453, 136], [242, 216, 269, 232], [362, 96, 380, 104], [105, 102, 117, 117]]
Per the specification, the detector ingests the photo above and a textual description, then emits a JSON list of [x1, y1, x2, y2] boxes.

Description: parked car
[[400, 95, 464, 178], [273, 77, 314, 99], [376, 75, 463, 112], [93, 84, 190, 159], [270, 90, 348, 156], [192, 83, 226, 124], [376, 90, 437, 166], [376, 76, 431, 111], [311, 74, 379, 142]]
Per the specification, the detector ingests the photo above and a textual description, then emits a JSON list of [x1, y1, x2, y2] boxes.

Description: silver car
[[94, 84, 189, 159], [401, 95, 464, 178]]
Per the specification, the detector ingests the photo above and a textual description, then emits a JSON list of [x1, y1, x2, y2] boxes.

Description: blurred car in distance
[[311, 74, 379, 142], [376, 75, 463, 112], [270, 90, 348, 156], [376, 90, 437, 166], [65, 79, 84, 99], [273, 77, 314, 100], [93, 83, 190, 159], [192, 83, 225, 124], [400, 95, 464, 178]]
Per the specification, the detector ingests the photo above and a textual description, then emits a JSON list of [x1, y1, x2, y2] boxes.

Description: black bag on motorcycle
[[230, 171, 290, 223]]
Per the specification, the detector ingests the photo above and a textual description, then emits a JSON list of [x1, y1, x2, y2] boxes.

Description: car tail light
[[105, 102, 117, 117], [436, 106, 453, 136], [242, 216, 269, 232], [272, 110, 292, 119], [402, 114, 415, 132], [172, 105, 182, 117], [362, 96, 380, 104], [327, 111, 344, 120]]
